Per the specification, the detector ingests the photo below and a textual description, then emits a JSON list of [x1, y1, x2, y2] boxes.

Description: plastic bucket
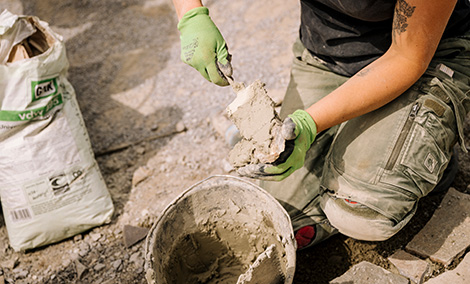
[[144, 175, 296, 284]]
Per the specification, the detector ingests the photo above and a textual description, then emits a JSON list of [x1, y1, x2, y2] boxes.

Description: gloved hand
[[177, 7, 232, 86], [237, 110, 317, 181]]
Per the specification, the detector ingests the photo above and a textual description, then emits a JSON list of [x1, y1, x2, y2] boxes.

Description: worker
[[171, 0, 470, 249]]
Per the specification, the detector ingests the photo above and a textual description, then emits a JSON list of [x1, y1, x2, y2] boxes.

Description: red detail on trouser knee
[[295, 226, 315, 249], [345, 199, 358, 204]]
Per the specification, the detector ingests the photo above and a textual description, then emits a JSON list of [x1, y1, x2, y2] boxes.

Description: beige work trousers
[[262, 34, 470, 245]]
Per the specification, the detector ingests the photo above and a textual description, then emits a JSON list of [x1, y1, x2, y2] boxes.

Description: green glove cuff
[[177, 7, 209, 31], [288, 109, 317, 146]]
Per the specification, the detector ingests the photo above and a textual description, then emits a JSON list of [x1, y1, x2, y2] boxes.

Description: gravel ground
[[1, 1, 469, 283]]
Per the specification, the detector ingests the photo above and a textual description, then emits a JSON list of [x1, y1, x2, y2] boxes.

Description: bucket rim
[[143, 174, 296, 284]]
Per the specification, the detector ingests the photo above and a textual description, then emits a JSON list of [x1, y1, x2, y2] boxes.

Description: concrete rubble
[[424, 253, 470, 284], [329, 187, 470, 283], [329, 261, 409, 284], [406, 188, 470, 266], [388, 249, 430, 284], [123, 225, 150, 248]]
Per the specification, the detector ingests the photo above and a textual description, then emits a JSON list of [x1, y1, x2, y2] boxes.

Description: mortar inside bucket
[[144, 175, 296, 284]]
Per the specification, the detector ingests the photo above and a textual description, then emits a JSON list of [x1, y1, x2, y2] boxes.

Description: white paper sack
[[0, 10, 114, 251]]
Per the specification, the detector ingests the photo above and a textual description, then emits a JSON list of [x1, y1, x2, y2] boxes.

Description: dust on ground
[[0, 0, 469, 283]]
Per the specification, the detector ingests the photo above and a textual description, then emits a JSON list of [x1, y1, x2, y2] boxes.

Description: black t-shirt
[[300, 0, 470, 76]]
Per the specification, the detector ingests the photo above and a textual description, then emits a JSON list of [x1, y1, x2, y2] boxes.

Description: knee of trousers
[[320, 194, 413, 241]]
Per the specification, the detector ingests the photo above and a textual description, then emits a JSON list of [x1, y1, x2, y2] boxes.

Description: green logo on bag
[[31, 78, 58, 101], [0, 93, 64, 121]]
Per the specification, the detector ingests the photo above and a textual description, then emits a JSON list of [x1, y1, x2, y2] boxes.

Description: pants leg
[[321, 34, 470, 241], [263, 33, 470, 244], [261, 39, 348, 244]]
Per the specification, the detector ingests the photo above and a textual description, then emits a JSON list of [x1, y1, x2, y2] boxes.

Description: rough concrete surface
[[329, 261, 409, 284], [1, 0, 470, 284], [123, 225, 149, 248], [406, 188, 470, 266], [388, 249, 430, 284], [424, 252, 470, 284]]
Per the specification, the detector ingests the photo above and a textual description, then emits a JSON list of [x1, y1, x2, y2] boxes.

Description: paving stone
[[329, 261, 409, 284], [123, 225, 149, 248], [388, 249, 430, 284], [425, 252, 470, 284], [406, 188, 470, 266]]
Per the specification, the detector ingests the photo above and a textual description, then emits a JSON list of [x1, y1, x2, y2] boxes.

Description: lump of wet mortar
[[145, 176, 296, 284], [227, 80, 284, 168], [237, 244, 285, 284], [163, 231, 245, 283]]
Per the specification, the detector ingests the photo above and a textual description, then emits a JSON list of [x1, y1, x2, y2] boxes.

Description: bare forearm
[[306, 0, 456, 133], [306, 49, 425, 133], [172, 0, 203, 20]]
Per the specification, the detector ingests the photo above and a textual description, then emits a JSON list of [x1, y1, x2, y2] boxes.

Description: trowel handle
[[217, 59, 246, 93], [216, 59, 234, 85]]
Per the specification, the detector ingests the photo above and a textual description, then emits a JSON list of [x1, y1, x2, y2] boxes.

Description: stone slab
[[330, 261, 409, 284], [425, 252, 470, 284], [123, 225, 149, 248], [406, 188, 470, 266], [388, 249, 430, 284]]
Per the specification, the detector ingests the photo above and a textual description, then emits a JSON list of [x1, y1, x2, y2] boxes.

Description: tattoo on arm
[[357, 68, 371, 77], [393, 0, 416, 36]]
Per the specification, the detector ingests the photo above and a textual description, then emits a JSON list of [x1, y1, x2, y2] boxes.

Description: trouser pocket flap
[[401, 122, 448, 195]]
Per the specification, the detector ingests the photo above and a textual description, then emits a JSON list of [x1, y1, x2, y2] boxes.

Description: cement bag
[[0, 10, 114, 251]]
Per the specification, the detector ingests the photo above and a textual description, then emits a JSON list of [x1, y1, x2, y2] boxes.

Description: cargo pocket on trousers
[[400, 122, 448, 197]]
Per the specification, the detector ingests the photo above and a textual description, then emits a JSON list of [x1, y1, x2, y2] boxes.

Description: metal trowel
[[217, 60, 245, 93]]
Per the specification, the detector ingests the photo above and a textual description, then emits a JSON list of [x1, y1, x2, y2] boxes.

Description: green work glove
[[237, 110, 317, 181], [177, 7, 231, 86]]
